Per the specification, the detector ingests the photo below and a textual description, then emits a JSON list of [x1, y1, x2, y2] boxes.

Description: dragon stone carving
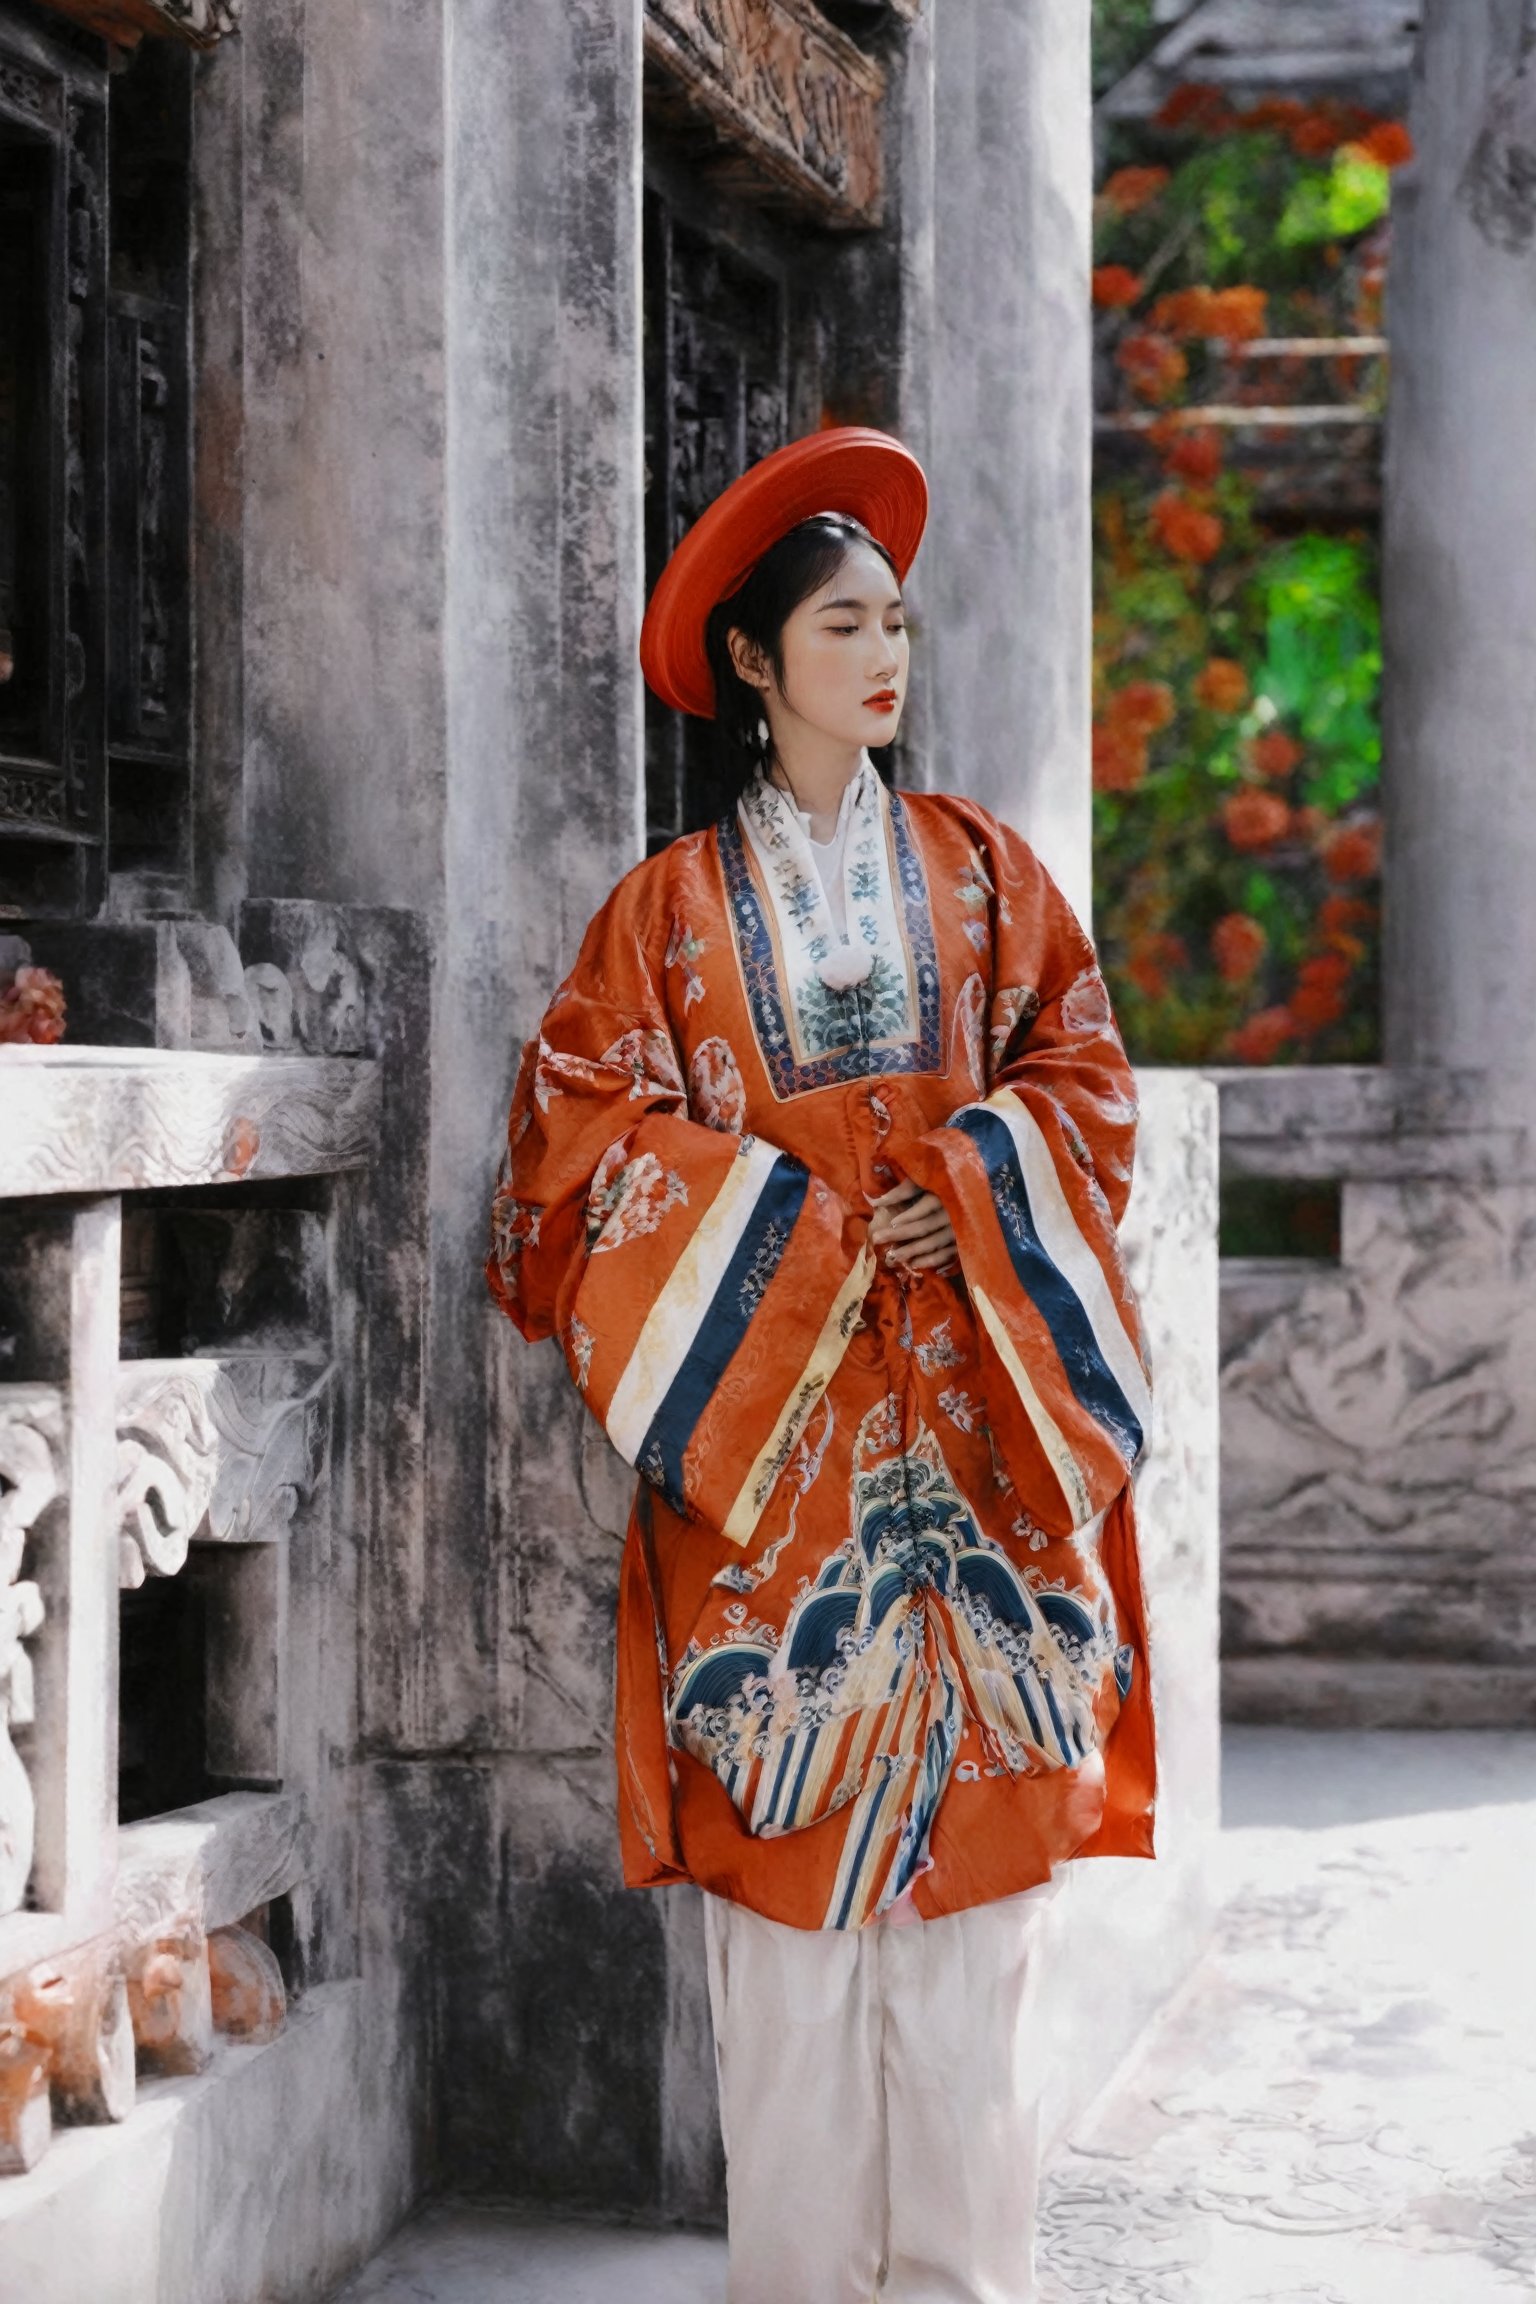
[[115, 1360, 329, 1589]]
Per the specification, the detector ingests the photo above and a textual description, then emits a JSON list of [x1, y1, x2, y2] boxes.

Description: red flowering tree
[[1088, 74, 1406, 1063]]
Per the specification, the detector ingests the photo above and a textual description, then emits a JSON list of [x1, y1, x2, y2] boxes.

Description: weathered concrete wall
[[236, 0, 451, 921], [910, 0, 1095, 924], [183, 0, 653, 2255]]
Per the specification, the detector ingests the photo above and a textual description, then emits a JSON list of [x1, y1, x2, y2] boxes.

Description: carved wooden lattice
[[643, 197, 790, 849], [0, 29, 108, 918], [0, 10, 191, 921], [643, 0, 887, 231], [104, 40, 192, 897]]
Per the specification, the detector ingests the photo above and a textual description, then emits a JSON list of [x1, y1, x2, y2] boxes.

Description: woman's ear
[[727, 627, 769, 692]]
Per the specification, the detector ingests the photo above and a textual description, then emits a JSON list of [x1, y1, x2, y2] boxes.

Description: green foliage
[[1254, 538, 1382, 811], [1092, 0, 1160, 100], [1092, 484, 1383, 1066], [1164, 135, 1306, 284], [1278, 149, 1391, 245]]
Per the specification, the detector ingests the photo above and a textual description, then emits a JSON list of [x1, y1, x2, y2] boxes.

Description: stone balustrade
[[0, 1043, 377, 2184]]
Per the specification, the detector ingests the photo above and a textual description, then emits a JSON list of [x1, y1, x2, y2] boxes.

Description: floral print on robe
[[489, 764, 1156, 1931]]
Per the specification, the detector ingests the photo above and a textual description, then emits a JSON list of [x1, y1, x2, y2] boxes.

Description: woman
[[488, 428, 1156, 2303]]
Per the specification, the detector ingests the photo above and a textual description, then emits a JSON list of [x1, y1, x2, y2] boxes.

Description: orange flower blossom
[[1249, 730, 1304, 780], [1289, 976, 1347, 1031], [0, 965, 66, 1046], [1156, 84, 1232, 136], [1318, 894, 1376, 940], [1210, 913, 1268, 984], [1194, 658, 1249, 713], [1224, 1006, 1295, 1064], [1116, 332, 1188, 404], [1100, 166, 1171, 215], [1092, 725, 1148, 793], [1349, 120, 1414, 170], [1150, 490, 1223, 564], [1093, 264, 1144, 310], [1150, 285, 1268, 344], [1223, 789, 1291, 852], [1321, 818, 1382, 883], [1127, 930, 1189, 1002], [1154, 424, 1224, 485], [1108, 680, 1177, 737]]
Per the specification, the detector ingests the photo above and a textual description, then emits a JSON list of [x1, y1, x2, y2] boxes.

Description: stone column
[[1382, 0, 1536, 1113], [909, 0, 1094, 923]]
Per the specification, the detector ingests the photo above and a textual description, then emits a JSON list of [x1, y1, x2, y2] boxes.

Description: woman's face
[[736, 540, 909, 754]]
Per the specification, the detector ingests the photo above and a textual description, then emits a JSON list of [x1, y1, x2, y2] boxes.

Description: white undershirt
[[796, 776, 859, 943]]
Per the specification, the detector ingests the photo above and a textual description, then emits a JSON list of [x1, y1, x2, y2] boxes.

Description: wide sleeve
[[899, 817, 1151, 1534], [487, 872, 875, 1546]]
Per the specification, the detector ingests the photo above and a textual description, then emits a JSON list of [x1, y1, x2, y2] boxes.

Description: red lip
[[865, 689, 898, 710]]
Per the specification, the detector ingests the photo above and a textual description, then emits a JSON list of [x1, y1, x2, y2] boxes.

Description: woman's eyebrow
[[815, 593, 903, 612]]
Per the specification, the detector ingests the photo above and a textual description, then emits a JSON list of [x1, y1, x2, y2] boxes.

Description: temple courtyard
[[333, 1727, 1536, 2303]]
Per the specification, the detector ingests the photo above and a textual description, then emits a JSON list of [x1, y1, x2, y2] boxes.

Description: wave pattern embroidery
[[668, 1416, 1121, 1923]]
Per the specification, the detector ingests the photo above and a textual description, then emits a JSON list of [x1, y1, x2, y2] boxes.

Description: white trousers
[[703, 1882, 1058, 2304]]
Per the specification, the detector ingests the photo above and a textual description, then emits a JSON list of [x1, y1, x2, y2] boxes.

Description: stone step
[[329, 2209, 725, 2303]]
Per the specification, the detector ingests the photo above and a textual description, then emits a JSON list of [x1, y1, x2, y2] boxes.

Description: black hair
[[703, 514, 902, 791]]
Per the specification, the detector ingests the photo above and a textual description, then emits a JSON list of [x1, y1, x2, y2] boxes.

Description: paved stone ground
[[333, 1729, 1536, 2303], [1037, 1728, 1536, 2302]]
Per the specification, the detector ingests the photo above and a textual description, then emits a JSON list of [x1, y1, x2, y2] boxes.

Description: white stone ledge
[[0, 1982, 398, 2304], [114, 1789, 310, 1937], [0, 1048, 381, 1198], [1223, 1655, 1536, 1731], [1204, 1062, 1533, 1182], [0, 1791, 308, 1987]]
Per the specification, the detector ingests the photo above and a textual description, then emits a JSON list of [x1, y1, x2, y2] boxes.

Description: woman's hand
[[868, 1178, 959, 1274]]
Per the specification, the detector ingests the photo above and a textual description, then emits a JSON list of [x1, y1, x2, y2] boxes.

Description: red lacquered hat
[[640, 426, 929, 719]]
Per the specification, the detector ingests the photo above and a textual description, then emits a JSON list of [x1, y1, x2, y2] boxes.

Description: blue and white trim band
[[948, 1087, 1151, 1469], [607, 1137, 806, 1504]]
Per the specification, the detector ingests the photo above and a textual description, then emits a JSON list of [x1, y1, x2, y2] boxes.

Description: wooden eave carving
[[34, 0, 239, 53], [645, 0, 887, 231]]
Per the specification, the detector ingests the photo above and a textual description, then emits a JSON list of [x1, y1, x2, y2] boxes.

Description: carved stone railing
[[0, 1793, 296, 2168], [0, 1048, 380, 1199], [1212, 1064, 1536, 1727], [0, 1035, 377, 2177], [0, 1392, 60, 1924], [644, 0, 888, 229]]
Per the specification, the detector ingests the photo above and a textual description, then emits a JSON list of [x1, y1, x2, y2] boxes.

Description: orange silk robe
[[489, 767, 1156, 1931]]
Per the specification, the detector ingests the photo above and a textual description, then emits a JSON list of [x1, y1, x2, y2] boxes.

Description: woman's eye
[[828, 624, 858, 635]]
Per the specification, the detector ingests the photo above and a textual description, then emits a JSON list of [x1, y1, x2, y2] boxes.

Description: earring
[[756, 718, 770, 751]]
